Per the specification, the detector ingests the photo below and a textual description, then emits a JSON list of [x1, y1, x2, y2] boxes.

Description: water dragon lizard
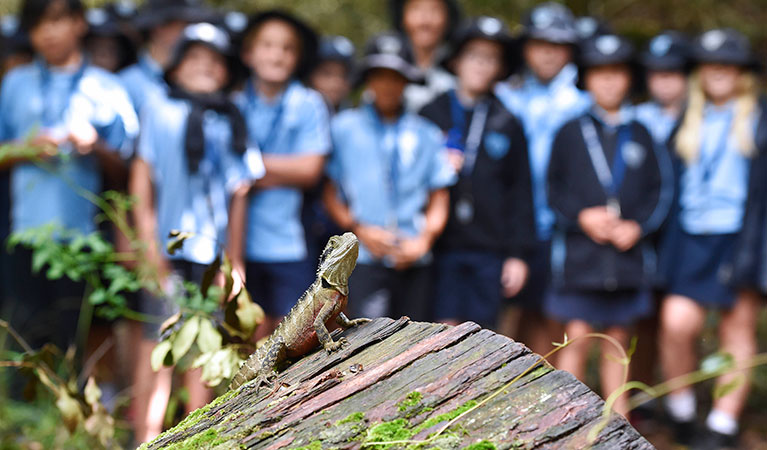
[[228, 232, 370, 390]]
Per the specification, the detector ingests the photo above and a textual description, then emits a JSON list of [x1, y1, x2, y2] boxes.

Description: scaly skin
[[229, 232, 369, 390]]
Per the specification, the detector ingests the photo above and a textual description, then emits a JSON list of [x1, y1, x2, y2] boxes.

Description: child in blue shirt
[[119, 0, 212, 114], [658, 29, 766, 448], [493, 2, 591, 356], [129, 23, 262, 443], [0, 0, 138, 353], [235, 10, 330, 333], [324, 32, 456, 321]]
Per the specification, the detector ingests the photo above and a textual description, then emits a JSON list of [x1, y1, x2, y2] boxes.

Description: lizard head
[[317, 232, 359, 296]]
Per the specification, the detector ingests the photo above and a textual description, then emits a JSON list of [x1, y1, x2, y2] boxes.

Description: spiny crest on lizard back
[[316, 232, 359, 293]]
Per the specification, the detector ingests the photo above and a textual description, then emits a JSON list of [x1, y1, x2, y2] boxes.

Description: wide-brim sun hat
[[439, 16, 517, 80], [576, 33, 639, 90], [241, 9, 319, 80], [133, 0, 215, 31], [520, 2, 579, 45], [639, 30, 692, 72], [690, 28, 759, 71], [352, 32, 425, 87]]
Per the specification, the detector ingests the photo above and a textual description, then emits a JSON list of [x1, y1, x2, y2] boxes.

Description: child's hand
[[354, 224, 397, 260], [446, 149, 465, 172], [30, 134, 62, 158], [610, 220, 642, 252], [578, 206, 617, 245], [390, 235, 430, 270], [68, 121, 99, 155], [501, 257, 529, 298]]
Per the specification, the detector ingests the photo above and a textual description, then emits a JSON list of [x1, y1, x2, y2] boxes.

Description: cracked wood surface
[[145, 317, 655, 450]]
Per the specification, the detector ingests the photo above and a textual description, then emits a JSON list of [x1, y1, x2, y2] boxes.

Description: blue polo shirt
[[119, 52, 167, 115], [495, 64, 592, 240], [327, 104, 457, 264], [235, 79, 331, 263], [0, 59, 138, 236], [679, 102, 756, 235], [635, 101, 680, 145], [138, 95, 264, 265]]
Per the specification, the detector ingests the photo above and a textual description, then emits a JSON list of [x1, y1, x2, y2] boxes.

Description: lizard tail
[[229, 347, 265, 390]]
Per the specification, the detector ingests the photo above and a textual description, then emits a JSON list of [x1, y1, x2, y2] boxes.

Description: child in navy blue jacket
[[546, 34, 672, 415]]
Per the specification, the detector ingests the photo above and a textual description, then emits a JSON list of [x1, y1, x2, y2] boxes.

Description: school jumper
[[419, 90, 535, 328], [546, 107, 673, 326]]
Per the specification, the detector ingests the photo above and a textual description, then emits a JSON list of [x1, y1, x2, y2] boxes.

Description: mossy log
[[142, 317, 654, 450]]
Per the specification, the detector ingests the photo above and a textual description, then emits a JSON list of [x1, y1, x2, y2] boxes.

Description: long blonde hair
[[675, 69, 759, 163]]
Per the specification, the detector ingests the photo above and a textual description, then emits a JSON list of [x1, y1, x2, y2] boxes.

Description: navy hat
[[164, 22, 241, 90], [85, 7, 138, 69], [242, 10, 319, 79], [353, 32, 424, 87], [640, 31, 691, 72], [577, 34, 637, 89], [691, 28, 758, 69], [133, 0, 215, 31], [389, 0, 462, 41], [440, 16, 516, 80], [317, 35, 356, 69], [110, 0, 138, 22], [221, 11, 248, 39], [0, 15, 31, 59], [574, 16, 613, 42], [521, 2, 579, 45]]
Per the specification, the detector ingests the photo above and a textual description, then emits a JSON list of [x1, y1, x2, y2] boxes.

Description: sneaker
[[668, 417, 697, 447], [692, 428, 738, 450]]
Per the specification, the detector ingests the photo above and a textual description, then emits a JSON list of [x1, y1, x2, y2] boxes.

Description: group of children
[[0, 0, 765, 448]]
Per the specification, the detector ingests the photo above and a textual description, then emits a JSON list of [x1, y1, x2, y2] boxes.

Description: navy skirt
[[545, 288, 653, 328], [664, 232, 738, 309]]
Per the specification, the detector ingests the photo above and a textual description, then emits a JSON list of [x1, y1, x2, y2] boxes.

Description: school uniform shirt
[[635, 101, 680, 145], [419, 90, 536, 259], [0, 59, 139, 236], [677, 101, 758, 235], [137, 94, 264, 265], [547, 106, 673, 291], [235, 79, 331, 263], [119, 52, 167, 115], [327, 104, 457, 264], [495, 64, 592, 240]]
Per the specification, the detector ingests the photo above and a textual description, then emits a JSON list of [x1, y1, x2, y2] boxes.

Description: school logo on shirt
[[622, 141, 646, 169], [398, 130, 418, 167], [484, 131, 510, 160]]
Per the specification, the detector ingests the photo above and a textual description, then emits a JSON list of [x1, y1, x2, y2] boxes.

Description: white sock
[[665, 390, 696, 422], [706, 409, 738, 436]]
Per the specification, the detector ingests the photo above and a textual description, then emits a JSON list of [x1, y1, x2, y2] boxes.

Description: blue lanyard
[[246, 79, 286, 151], [580, 116, 633, 201], [445, 89, 489, 176], [37, 57, 88, 127], [699, 110, 734, 184]]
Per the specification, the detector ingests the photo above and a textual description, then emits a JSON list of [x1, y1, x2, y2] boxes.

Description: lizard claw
[[351, 318, 371, 326], [324, 337, 348, 353]]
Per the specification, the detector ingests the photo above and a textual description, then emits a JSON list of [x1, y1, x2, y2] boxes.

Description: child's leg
[[183, 368, 213, 414], [601, 325, 631, 416], [557, 320, 593, 382], [132, 338, 172, 443], [706, 290, 760, 435], [659, 294, 706, 421]]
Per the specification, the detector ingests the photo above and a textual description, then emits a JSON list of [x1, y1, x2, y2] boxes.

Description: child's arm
[[255, 153, 325, 189], [226, 183, 250, 286], [129, 157, 169, 282]]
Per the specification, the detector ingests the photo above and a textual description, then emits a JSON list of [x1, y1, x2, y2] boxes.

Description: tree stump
[[141, 317, 654, 449]]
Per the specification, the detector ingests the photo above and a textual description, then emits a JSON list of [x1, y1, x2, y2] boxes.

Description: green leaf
[[151, 340, 173, 371], [201, 255, 221, 296], [89, 288, 108, 305], [166, 230, 195, 255], [84, 376, 102, 409], [700, 352, 736, 375], [55, 390, 84, 433], [221, 254, 234, 301], [713, 374, 745, 400], [172, 315, 201, 362], [235, 288, 264, 336], [159, 311, 182, 336], [197, 318, 222, 353]]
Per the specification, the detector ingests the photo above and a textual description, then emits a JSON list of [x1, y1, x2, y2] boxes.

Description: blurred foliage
[[3, 0, 767, 62]]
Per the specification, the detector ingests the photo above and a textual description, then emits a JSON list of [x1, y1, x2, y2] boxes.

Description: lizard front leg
[[336, 312, 371, 329], [314, 301, 348, 353]]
